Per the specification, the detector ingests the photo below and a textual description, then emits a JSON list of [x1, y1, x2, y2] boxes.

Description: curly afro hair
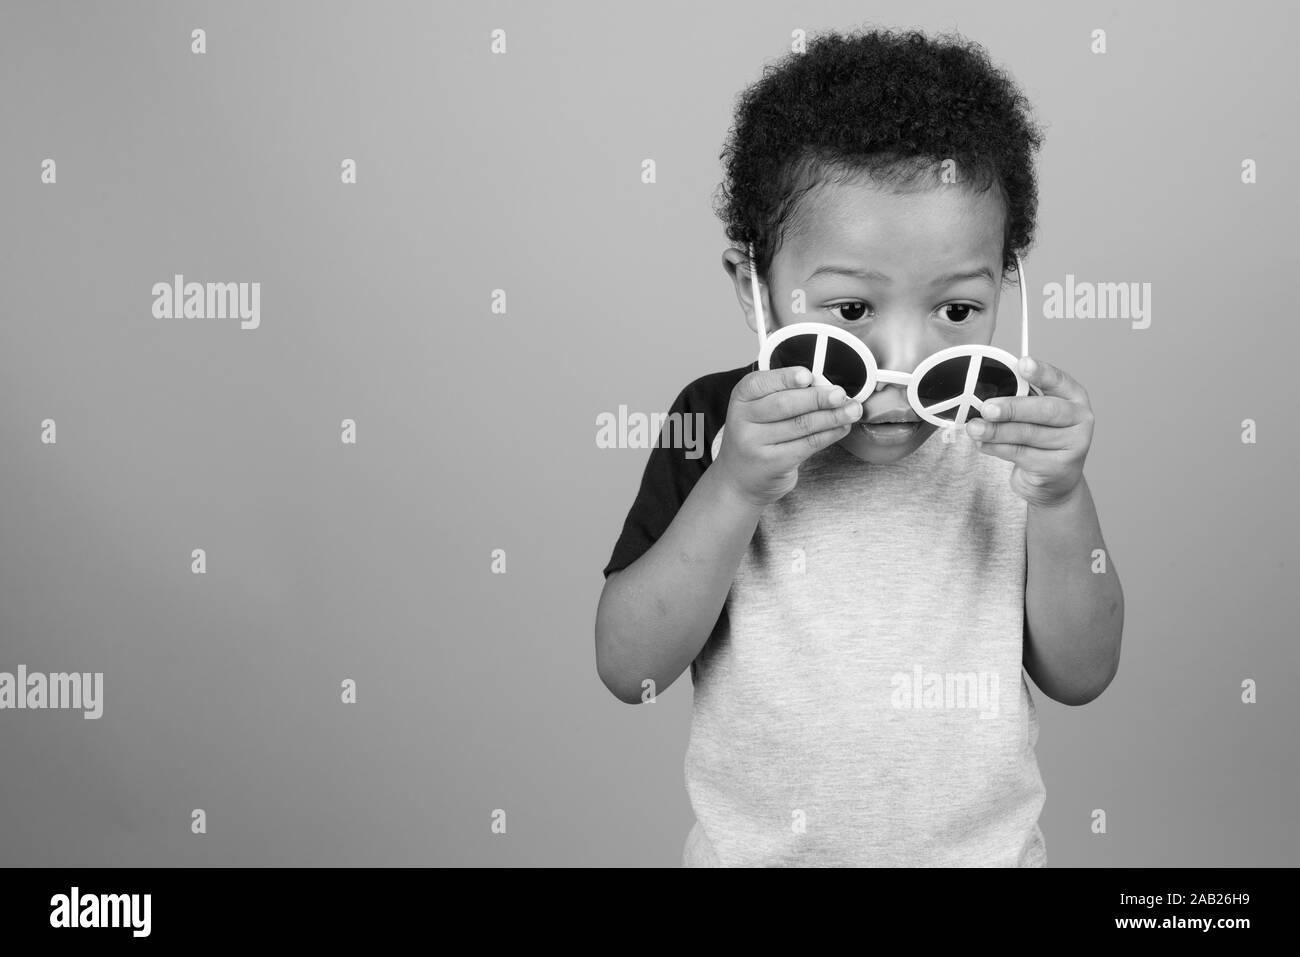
[[713, 27, 1045, 284]]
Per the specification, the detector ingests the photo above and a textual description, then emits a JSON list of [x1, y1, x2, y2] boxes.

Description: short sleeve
[[601, 365, 750, 579]]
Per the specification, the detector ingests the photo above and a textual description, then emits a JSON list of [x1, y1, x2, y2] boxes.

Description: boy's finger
[[764, 400, 863, 441], [1019, 356, 1088, 404], [771, 419, 856, 459], [972, 441, 1053, 472], [966, 419, 1072, 449], [735, 366, 812, 401], [748, 381, 855, 423], [981, 394, 1077, 427]]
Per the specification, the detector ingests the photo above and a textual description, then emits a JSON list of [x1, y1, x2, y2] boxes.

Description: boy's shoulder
[[601, 362, 755, 580], [672, 362, 755, 413]]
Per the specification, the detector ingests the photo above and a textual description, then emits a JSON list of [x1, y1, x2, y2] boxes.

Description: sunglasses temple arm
[[1015, 254, 1045, 396], [1016, 253, 1029, 360], [749, 243, 766, 355]]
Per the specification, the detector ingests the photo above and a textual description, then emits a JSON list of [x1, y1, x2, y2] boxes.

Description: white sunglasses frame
[[748, 242, 1039, 429]]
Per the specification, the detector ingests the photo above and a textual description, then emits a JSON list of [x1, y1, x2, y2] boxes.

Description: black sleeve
[[601, 365, 752, 579]]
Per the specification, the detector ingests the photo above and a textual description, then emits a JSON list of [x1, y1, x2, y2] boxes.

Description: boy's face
[[750, 178, 1007, 465]]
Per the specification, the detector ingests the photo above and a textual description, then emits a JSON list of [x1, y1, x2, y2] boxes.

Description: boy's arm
[[596, 465, 762, 704], [596, 366, 855, 704], [967, 356, 1123, 706], [1022, 474, 1124, 705]]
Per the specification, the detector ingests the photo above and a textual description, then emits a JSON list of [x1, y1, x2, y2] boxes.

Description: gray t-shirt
[[603, 365, 1047, 867]]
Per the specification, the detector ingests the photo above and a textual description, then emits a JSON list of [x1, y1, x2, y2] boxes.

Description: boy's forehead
[[784, 181, 1005, 277]]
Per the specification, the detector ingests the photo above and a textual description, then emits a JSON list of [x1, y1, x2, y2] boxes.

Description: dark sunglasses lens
[[915, 356, 972, 420], [916, 355, 1021, 420], [822, 337, 868, 396], [769, 334, 867, 396], [769, 334, 818, 375], [972, 358, 1019, 405]]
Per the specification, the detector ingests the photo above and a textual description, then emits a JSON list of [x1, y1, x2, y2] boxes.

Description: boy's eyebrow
[[805, 264, 892, 283], [804, 264, 997, 285], [931, 266, 997, 286]]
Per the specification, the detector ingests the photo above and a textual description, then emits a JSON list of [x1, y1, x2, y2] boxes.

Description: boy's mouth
[[858, 411, 921, 444], [863, 405, 919, 426], [859, 421, 918, 433]]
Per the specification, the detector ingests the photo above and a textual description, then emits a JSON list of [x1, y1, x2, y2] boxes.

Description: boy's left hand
[[965, 355, 1093, 509]]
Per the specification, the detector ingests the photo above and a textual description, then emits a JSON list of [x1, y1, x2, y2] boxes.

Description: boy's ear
[[722, 248, 770, 336]]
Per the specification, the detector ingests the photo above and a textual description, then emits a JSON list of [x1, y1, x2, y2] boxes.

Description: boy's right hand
[[712, 366, 863, 508]]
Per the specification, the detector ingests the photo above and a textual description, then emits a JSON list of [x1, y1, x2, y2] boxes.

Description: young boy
[[595, 28, 1123, 867]]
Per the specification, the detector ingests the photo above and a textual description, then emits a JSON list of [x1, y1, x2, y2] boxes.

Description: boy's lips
[[857, 408, 923, 446], [863, 407, 919, 424], [858, 423, 919, 447]]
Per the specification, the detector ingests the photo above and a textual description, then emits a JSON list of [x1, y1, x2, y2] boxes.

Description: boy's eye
[[941, 304, 980, 323], [830, 302, 869, 322], [825, 303, 981, 323]]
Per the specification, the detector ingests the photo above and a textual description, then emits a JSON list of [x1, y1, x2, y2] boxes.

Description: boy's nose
[[863, 325, 927, 376]]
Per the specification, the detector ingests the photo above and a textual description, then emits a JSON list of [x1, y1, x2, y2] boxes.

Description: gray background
[[1, 0, 1296, 866]]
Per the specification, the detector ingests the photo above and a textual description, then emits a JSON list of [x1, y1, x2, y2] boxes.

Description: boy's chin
[[836, 422, 936, 463]]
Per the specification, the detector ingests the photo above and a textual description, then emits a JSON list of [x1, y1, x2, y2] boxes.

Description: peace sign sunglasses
[[748, 242, 1042, 428]]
